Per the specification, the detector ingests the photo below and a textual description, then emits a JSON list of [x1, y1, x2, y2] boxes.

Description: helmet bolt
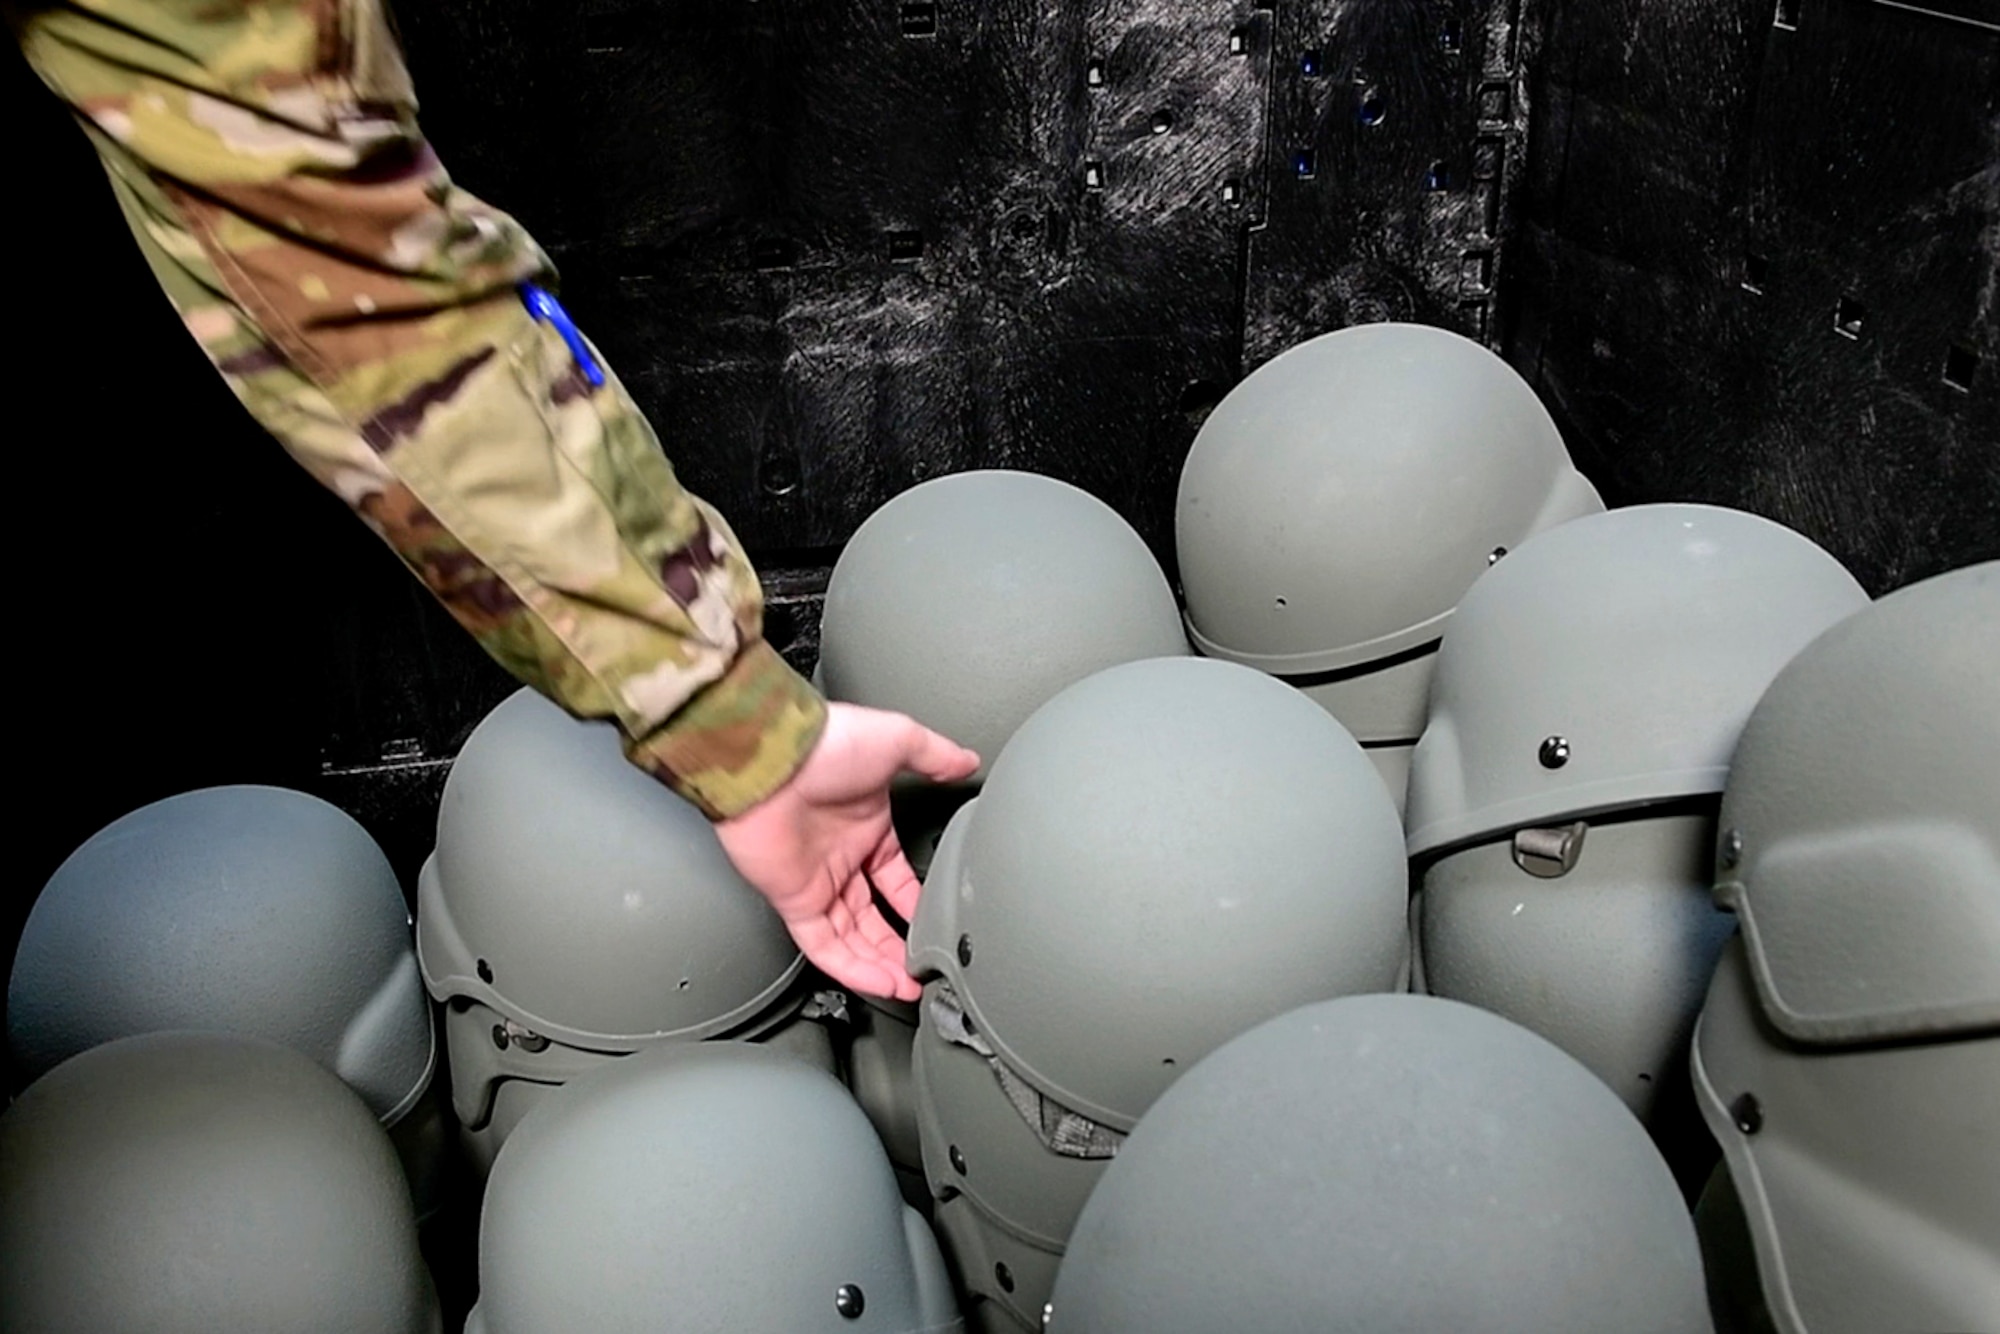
[[957, 934, 974, 967], [476, 958, 495, 984], [949, 1144, 968, 1176], [1730, 1092, 1763, 1135], [1488, 545, 1507, 564], [996, 1262, 1017, 1293], [490, 1023, 510, 1051], [835, 1283, 866, 1319], [1719, 828, 1744, 870], [1043, 1302, 1056, 1329], [1538, 735, 1570, 769]]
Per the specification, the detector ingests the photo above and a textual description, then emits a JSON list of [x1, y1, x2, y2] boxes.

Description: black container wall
[[4, 0, 1995, 1093], [1515, 0, 1999, 594]]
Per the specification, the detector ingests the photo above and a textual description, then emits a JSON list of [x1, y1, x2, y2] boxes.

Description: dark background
[[5, 0, 1995, 1042]]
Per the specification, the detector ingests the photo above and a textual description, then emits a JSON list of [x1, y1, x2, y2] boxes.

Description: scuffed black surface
[[390, 0, 1538, 570], [1245, 0, 1537, 358], [1514, 0, 1998, 593]]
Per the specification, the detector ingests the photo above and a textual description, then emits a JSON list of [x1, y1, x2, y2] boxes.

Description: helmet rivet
[[835, 1283, 866, 1319], [1719, 828, 1744, 870], [949, 1144, 968, 1175], [957, 934, 974, 967], [1730, 1092, 1763, 1135], [1488, 545, 1508, 564], [1538, 735, 1570, 769], [490, 1023, 510, 1051], [1043, 1302, 1056, 1329], [476, 958, 495, 984], [995, 1261, 1017, 1293]]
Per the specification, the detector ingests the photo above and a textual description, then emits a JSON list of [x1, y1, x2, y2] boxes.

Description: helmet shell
[[417, 689, 803, 1050], [0, 1032, 438, 1334], [1693, 943, 2000, 1334], [1690, 564, 2000, 1333], [1418, 810, 1737, 1117], [821, 469, 1188, 769], [1046, 994, 1713, 1334], [1177, 322, 1602, 675], [1715, 562, 2000, 1044], [1406, 505, 1868, 859], [9, 785, 434, 1124], [908, 656, 1408, 1131], [471, 1043, 962, 1333]]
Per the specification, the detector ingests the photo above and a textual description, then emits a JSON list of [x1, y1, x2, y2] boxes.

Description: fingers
[[896, 717, 981, 784], [784, 885, 922, 1003], [865, 835, 925, 923]]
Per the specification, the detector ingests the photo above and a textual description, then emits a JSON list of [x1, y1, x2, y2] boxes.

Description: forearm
[[9, 0, 823, 816]]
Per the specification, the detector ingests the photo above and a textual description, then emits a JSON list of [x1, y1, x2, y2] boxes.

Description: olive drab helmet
[[1692, 562, 2000, 1334], [1402, 505, 1868, 1116], [1175, 322, 1603, 807], [8, 785, 437, 1125], [819, 469, 1189, 773], [1044, 994, 1714, 1334], [0, 1032, 440, 1334], [818, 469, 1188, 1182], [468, 1042, 962, 1334], [906, 656, 1409, 1330], [417, 688, 828, 1168]]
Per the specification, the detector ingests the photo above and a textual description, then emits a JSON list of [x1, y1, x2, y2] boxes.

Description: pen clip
[[520, 283, 606, 388]]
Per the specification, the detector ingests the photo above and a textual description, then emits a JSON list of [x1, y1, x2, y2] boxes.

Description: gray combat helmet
[[469, 1042, 962, 1334], [0, 1031, 439, 1334], [818, 470, 1186, 1182], [819, 469, 1188, 773], [417, 688, 828, 1168], [906, 656, 1408, 1330], [1693, 562, 2000, 1334], [1176, 322, 1603, 806], [8, 785, 436, 1124], [1044, 994, 1714, 1334], [1404, 505, 1868, 1116]]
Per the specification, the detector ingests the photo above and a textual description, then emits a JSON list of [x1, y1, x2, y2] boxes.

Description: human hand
[[715, 703, 979, 1001]]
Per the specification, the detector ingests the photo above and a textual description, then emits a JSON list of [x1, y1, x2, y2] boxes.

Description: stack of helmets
[[470, 1042, 962, 1333], [1404, 504, 1869, 1121], [417, 687, 832, 1171], [817, 469, 1190, 1193], [906, 656, 1408, 1332], [0, 1032, 439, 1334], [1043, 994, 1714, 1333], [6, 785, 444, 1212], [1692, 562, 2000, 1332], [1176, 321, 1604, 812], [818, 468, 1190, 868]]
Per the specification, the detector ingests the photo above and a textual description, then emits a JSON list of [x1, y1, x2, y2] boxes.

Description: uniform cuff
[[625, 640, 829, 820]]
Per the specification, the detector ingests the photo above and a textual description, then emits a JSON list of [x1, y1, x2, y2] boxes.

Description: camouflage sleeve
[[8, 0, 825, 818]]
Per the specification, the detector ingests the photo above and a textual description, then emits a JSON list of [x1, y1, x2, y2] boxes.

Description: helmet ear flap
[[1531, 464, 1606, 535], [1729, 822, 2000, 1045], [414, 852, 481, 1001], [907, 799, 978, 986], [1404, 714, 1467, 860], [334, 953, 437, 1125]]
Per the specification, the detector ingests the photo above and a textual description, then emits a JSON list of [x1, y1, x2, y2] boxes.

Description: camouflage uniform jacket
[[8, 0, 825, 818]]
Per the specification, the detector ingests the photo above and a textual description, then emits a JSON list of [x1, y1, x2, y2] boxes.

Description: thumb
[[898, 720, 980, 784]]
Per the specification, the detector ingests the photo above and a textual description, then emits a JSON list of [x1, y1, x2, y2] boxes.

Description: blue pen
[[520, 283, 606, 388]]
